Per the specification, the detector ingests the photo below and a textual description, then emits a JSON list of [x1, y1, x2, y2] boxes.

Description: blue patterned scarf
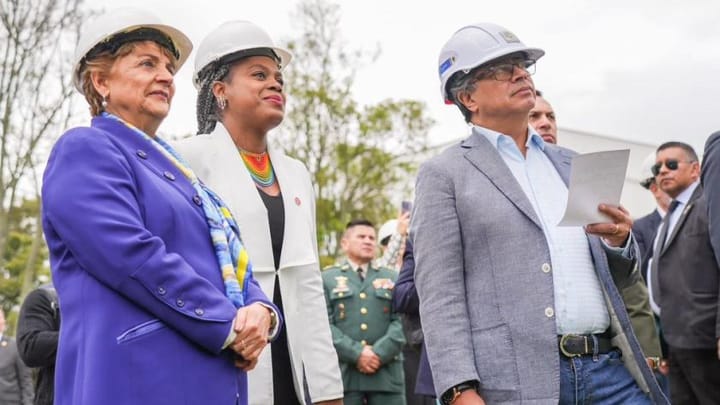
[[103, 112, 252, 307]]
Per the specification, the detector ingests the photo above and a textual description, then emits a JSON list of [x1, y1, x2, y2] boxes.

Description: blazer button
[[163, 171, 176, 181], [545, 307, 554, 318], [360, 307, 368, 315], [176, 298, 185, 307], [360, 339, 367, 346], [195, 308, 205, 316], [192, 195, 203, 206], [136, 149, 148, 159], [541, 263, 551, 273], [359, 292, 367, 299], [360, 323, 368, 331], [157, 287, 166, 296]]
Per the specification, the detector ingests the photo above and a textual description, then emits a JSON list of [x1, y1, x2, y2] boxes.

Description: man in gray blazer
[[411, 22, 668, 405]]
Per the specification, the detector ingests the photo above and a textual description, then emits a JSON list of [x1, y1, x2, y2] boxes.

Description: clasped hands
[[584, 204, 632, 247], [356, 345, 381, 374], [230, 302, 272, 371]]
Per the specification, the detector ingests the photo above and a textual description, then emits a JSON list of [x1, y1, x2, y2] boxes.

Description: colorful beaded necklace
[[240, 149, 276, 187]]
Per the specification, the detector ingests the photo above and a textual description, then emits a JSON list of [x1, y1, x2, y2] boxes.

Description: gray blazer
[[0, 336, 33, 405], [411, 132, 668, 404]]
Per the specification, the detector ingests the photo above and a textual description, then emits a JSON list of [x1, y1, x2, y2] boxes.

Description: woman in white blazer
[[175, 21, 343, 405]]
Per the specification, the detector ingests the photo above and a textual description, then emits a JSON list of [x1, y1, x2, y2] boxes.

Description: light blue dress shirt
[[474, 125, 610, 334]]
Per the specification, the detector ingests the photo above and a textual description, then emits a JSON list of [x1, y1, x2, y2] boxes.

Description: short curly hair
[[78, 41, 175, 116]]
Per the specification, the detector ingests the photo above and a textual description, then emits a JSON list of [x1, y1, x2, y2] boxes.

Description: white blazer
[[174, 125, 343, 404]]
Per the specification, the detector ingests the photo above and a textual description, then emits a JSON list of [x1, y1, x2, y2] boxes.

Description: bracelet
[[441, 381, 478, 404], [268, 309, 277, 331]]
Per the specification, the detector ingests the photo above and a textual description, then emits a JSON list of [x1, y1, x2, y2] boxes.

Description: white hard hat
[[640, 151, 657, 189], [438, 22, 544, 103], [72, 7, 192, 94], [193, 20, 292, 89], [378, 220, 397, 246]]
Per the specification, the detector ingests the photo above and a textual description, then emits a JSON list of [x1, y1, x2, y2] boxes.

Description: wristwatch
[[441, 381, 478, 404]]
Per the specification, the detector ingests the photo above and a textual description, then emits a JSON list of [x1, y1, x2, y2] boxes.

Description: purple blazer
[[42, 116, 279, 405]]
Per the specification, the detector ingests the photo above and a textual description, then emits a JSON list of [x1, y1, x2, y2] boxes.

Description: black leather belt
[[558, 333, 614, 357]]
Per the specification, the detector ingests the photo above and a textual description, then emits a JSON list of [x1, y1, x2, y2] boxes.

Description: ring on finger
[[612, 224, 619, 235]]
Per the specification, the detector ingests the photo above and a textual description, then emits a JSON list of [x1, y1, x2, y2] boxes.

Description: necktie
[[657, 200, 681, 253], [650, 199, 680, 306], [356, 267, 364, 281]]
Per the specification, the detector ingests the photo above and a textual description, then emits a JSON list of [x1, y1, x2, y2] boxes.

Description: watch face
[[440, 387, 458, 404], [441, 382, 477, 404]]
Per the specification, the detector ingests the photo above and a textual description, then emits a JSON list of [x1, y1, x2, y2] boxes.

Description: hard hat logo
[[499, 31, 520, 44], [439, 55, 455, 76]]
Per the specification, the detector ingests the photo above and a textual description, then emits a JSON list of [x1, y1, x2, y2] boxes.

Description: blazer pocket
[[330, 289, 355, 300], [374, 288, 393, 300], [116, 319, 167, 345], [329, 291, 354, 323], [471, 323, 521, 395]]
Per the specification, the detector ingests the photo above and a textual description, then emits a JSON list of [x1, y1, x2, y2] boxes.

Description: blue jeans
[[559, 349, 652, 404]]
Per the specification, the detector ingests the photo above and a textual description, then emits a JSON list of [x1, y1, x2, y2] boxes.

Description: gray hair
[[447, 69, 480, 123], [195, 63, 231, 134]]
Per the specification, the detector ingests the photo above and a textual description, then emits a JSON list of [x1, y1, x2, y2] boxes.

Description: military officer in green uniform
[[322, 219, 406, 405]]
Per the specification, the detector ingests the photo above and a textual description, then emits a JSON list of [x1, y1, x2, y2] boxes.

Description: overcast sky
[[91, 0, 720, 154]]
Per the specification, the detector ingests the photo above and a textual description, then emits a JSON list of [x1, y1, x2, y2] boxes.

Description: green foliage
[[0, 198, 49, 334], [275, 0, 434, 262], [0, 0, 85, 329]]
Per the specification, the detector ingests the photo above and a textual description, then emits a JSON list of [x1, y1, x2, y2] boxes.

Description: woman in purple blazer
[[41, 8, 279, 405]]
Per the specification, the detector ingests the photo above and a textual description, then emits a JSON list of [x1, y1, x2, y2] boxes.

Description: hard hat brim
[[192, 45, 292, 89]]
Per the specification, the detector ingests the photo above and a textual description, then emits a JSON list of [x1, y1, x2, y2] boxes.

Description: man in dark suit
[[652, 141, 720, 403], [17, 285, 60, 405], [0, 308, 34, 405], [392, 240, 435, 404], [705, 130, 720, 359]]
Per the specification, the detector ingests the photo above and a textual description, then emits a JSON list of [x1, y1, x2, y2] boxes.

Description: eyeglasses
[[474, 59, 537, 82], [651, 159, 696, 176]]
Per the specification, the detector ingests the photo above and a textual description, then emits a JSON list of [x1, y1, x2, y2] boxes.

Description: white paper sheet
[[558, 149, 630, 226]]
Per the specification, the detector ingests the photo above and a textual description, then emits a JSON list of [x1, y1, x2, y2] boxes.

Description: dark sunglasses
[[651, 159, 695, 176]]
